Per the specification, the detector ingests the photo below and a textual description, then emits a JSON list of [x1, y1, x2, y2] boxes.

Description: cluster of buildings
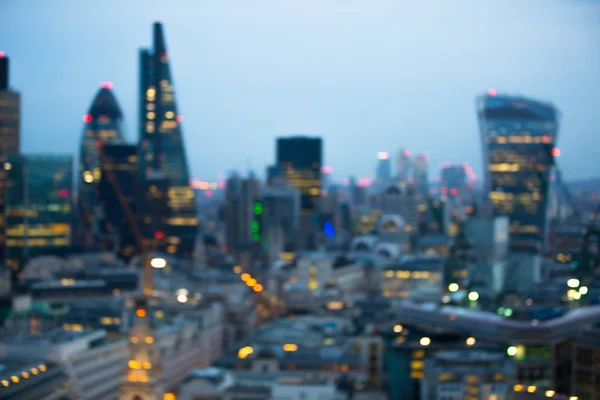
[[1, 19, 599, 400]]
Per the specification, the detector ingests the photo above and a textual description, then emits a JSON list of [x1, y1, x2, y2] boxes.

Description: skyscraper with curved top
[[78, 83, 125, 245], [139, 22, 197, 256], [477, 91, 559, 252]]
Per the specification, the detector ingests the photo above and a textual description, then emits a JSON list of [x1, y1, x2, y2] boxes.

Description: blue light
[[324, 222, 335, 238]]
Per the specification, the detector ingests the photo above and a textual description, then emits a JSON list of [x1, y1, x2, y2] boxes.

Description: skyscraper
[[375, 152, 392, 182], [396, 148, 411, 183], [5, 155, 73, 278], [276, 136, 322, 249], [78, 83, 125, 245], [477, 91, 558, 252], [413, 153, 429, 195], [139, 22, 198, 256], [97, 144, 139, 261], [0, 51, 20, 266]]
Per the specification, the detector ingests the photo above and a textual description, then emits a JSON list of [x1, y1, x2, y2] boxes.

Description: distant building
[[4, 155, 73, 279], [276, 136, 322, 249], [78, 83, 125, 246], [413, 153, 429, 196], [477, 92, 558, 253], [572, 323, 600, 400], [139, 22, 198, 257], [0, 52, 20, 266], [396, 148, 411, 184], [97, 144, 139, 261], [375, 152, 392, 183], [224, 174, 261, 253], [0, 360, 70, 399]]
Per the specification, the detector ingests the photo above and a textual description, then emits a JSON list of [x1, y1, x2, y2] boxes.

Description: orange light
[[241, 273, 250, 282], [552, 147, 561, 157], [247, 278, 257, 287], [136, 309, 146, 318], [253, 284, 263, 292]]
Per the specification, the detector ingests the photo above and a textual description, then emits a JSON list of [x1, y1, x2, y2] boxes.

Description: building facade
[[477, 92, 558, 253], [139, 22, 198, 257], [4, 155, 73, 278], [78, 83, 125, 247]]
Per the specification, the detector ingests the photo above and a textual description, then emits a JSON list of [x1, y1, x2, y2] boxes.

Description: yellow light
[[545, 390, 555, 397], [283, 343, 298, 352], [567, 278, 580, 288], [150, 257, 167, 269], [1, 380, 8, 387], [393, 324, 403, 333], [527, 386, 537, 393], [468, 291, 479, 301], [573, 292, 581, 300], [466, 337, 476, 346], [241, 273, 250, 282], [155, 311, 165, 319], [310, 187, 320, 196], [514, 384, 524, 392], [253, 284, 263, 292], [448, 283, 459, 292], [507, 346, 517, 356], [31, 368, 39, 375], [579, 286, 588, 295], [147, 111, 156, 120], [128, 360, 141, 369], [21, 371, 29, 379], [4, 162, 11, 170], [164, 394, 176, 400], [142, 362, 152, 369], [420, 337, 431, 346], [83, 171, 94, 183], [10, 376, 18, 383], [247, 278, 257, 287], [145, 336, 154, 344], [233, 265, 242, 274], [569, 397, 579, 400], [131, 337, 139, 343], [165, 111, 175, 119], [39, 365, 46, 372]]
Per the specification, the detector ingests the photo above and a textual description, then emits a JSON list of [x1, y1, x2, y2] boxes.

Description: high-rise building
[[0, 51, 20, 266], [78, 83, 125, 246], [224, 174, 261, 252], [375, 152, 392, 183], [413, 153, 429, 195], [276, 136, 322, 249], [477, 91, 558, 252], [4, 155, 73, 278], [139, 22, 197, 256], [396, 148, 411, 183], [138, 172, 170, 252], [97, 144, 139, 261]]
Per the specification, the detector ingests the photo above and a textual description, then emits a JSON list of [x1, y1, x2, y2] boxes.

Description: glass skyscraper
[[4, 155, 73, 278], [139, 22, 197, 256], [78, 83, 125, 245], [477, 92, 558, 251]]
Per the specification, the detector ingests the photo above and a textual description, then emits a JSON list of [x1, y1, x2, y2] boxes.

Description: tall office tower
[[478, 91, 558, 253], [139, 22, 197, 257], [375, 152, 392, 183], [0, 51, 20, 265], [276, 136, 322, 249], [262, 186, 300, 259], [224, 174, 261, 252], [97, 144, 140, 261], [139, 172, 170, 252], [413, 153, 429, 195], [78, 83, 125, 246], [440, 164, 468, 197], [396, 148, 411, 183], [5, 155, 72, 279]]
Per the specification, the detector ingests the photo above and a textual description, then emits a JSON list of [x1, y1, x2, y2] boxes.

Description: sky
[[1, 0, 599, 182]]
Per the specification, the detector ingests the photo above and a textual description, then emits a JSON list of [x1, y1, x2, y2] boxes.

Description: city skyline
[[1, 0, 599, 181]]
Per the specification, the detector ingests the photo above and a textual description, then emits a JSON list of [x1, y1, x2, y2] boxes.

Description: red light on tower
[[402, 150, 410, 157], [487, 88, 497, 96], [154, 231, 165, 240], [176, 115, 183, 123], [95, 140, 103, 148], [552, 148, 561, 157], [321, 166, 333, 174], [83, 114, 93, 123], [100, 81, 113, 89], [59, 189, 69, 198], [0, 51, 5, 58], [449, 188, 458, 196]]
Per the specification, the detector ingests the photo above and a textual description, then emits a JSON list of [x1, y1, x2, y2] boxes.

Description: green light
[[254, 202, 263, 215], [252, 233, 261, 241], [251, 220, 260, 233], [503, 308, 513, 317]]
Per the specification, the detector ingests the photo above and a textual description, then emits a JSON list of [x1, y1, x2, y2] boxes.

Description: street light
[[448, 283, 459, 292], [468, 291, 479, 301], [567, 278, 580, 288], [579, 286, 588, 295], [150, 257, 167, 269]]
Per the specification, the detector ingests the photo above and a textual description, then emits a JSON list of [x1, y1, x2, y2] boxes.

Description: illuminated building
[[78, 83, 125, 245], [224, 174, 262, 252], [276, 136, 322, 249], [0, 51, 20, 266], [440, 164, 468, 197], [138, 172, 169, 252], [4, 155, 73, 278], [97, 144, 139, 261], [139, 22, 197, 256], [477, 92, 558, 252]]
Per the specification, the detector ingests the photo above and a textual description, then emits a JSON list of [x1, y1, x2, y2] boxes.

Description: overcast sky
[[1, 0, 599, 182]]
